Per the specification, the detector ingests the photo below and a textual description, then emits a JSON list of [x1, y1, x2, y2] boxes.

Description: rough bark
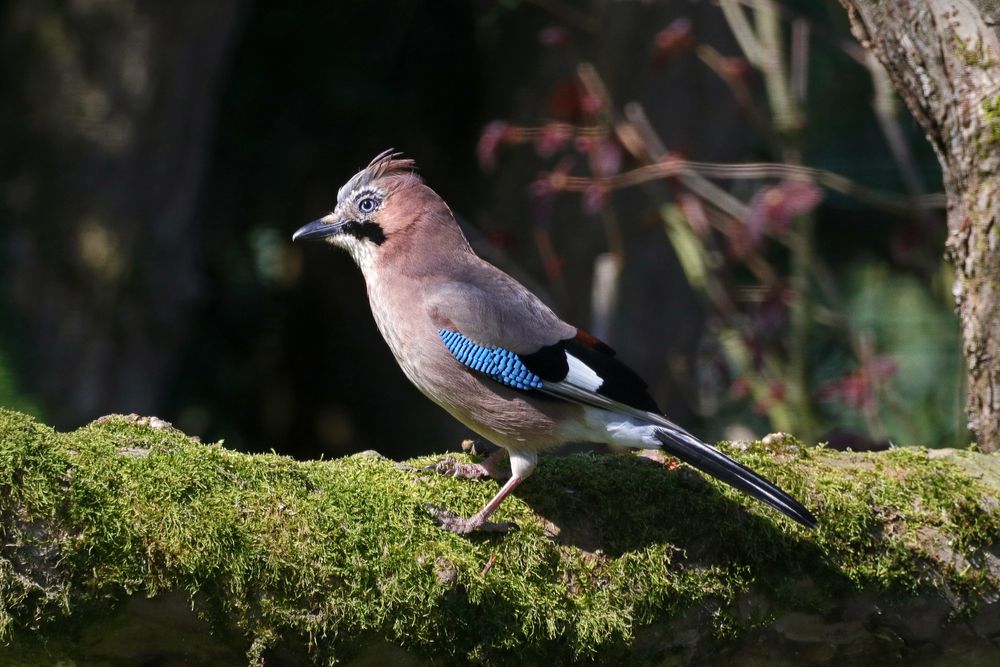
[[1, 410, 998, 665], [838, 0, 1000, 451], [0, 0, 243, 425]]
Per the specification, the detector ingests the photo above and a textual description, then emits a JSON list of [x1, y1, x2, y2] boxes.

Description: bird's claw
[[423, 503, 517, 535]]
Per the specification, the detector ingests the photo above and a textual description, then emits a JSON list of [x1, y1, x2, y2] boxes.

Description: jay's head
[[292, 150, 455, 268]]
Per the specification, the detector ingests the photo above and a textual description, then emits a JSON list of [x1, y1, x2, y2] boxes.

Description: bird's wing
[[426, 277, 659, 412], [427, 277, 817, 529]]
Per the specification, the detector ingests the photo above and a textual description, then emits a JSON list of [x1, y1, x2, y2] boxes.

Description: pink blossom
[[529, 158, 573, 221], [477, 121, 511, 172], [529, 176, 555, 200], [769, 379, 786, 402], [654, 18, 694, 64], [582, 183, 609, 214], [534, 123, 572, 158], [729, 377, 750, 399], [589, 138, 623, 177], [580, 94, 604, 116], [746, 178, 823, 243], [720, 56, 749, 80], [817, 356, 898, 410], [539, 26, 572, 48], [757, 286, 792, 333], [677, 192, 710, 237]]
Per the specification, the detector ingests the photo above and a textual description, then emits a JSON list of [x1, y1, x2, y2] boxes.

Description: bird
[[293, 150, 816, 534]]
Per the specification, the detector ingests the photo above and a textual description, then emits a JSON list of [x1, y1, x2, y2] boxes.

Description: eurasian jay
[[293, 150, 816, 534]]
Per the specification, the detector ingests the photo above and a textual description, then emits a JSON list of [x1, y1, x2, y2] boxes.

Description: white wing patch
[[564, 353, 604, 391]]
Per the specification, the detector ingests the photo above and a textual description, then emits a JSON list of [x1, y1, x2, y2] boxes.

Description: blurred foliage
[[477, 0, 965, 448], [823, 261, 967, 446], [0, 0, 969, 458]]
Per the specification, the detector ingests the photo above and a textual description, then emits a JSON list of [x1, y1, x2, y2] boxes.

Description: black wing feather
[[563, 337, 661, 413], [520, 330, 661, 414]]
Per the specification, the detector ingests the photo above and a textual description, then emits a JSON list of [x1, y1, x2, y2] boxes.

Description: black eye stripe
[[342, 220, 386, 245]]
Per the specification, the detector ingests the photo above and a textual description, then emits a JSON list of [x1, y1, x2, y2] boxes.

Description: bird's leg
[[425, 474, 523, 534], [426, 446, 509, 480]]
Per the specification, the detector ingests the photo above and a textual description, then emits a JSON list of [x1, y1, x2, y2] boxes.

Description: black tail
[[654, 426, 816, 529]]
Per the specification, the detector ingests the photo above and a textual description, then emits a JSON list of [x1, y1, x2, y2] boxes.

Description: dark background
[[0, 0, 963, 461]]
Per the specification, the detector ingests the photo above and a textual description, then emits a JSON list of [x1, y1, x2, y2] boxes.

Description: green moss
[[1, 409, 999, 665], [983, 94, 1000, 147], [954, 32, 993, 68]]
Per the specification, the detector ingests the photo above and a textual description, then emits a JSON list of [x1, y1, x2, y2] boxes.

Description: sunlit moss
[[983, 94, 1000, 145], [0, 409, 998, 665]]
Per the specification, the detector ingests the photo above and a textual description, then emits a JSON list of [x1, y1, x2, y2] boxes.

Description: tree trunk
[[2, 409, 999, 665], [838, 0, 1000, 451], [0, 0, 243, 426]]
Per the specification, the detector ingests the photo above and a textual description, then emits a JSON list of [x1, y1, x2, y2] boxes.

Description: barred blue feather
[[438, 329, 544, 390]]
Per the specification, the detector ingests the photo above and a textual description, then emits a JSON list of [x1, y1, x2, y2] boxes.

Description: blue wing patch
[[438, 329, 544, 390]]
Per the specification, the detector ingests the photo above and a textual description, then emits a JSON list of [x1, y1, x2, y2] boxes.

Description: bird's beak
[[292, 216, 342, 242]]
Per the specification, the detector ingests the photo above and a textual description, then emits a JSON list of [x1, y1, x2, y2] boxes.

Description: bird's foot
[[425, 456, 493, 480], [423, 503, 517, 534]]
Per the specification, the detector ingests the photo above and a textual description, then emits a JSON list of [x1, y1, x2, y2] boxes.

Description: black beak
[[292, 217, 341, 242]]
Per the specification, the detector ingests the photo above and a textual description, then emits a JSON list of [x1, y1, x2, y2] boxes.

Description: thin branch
[[720, 0, 767, 66], [622, 103, 752, 220], [791, 19, 810, 106], [538, 158, 946, 214], [696, 44, 784, 155]]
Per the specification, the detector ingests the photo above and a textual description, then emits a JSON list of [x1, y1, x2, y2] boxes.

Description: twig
[[696, 44, 783, 154], [791, 19, 810, 106], [720, 0, 800, 135], [537, 159, 945, 214], [622, 103, 752, 220], [481, 552, 498, 576], [720, 0, 767, 65]]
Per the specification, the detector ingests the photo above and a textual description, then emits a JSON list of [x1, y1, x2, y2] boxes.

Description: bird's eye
[[358, 197, 378, 214]]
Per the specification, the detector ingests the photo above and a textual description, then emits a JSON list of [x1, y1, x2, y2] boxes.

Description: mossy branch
[[1, 409, 999, 665]]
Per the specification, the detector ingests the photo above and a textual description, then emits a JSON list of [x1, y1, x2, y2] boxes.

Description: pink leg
[[426, 475, 524, 534]]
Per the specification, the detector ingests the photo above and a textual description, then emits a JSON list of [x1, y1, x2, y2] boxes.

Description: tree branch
[[1, 410, 998, 665]]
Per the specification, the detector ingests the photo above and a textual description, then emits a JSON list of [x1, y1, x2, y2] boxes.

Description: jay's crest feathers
[[293, 151, 817, 532], [336, 149, 418, 203]]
